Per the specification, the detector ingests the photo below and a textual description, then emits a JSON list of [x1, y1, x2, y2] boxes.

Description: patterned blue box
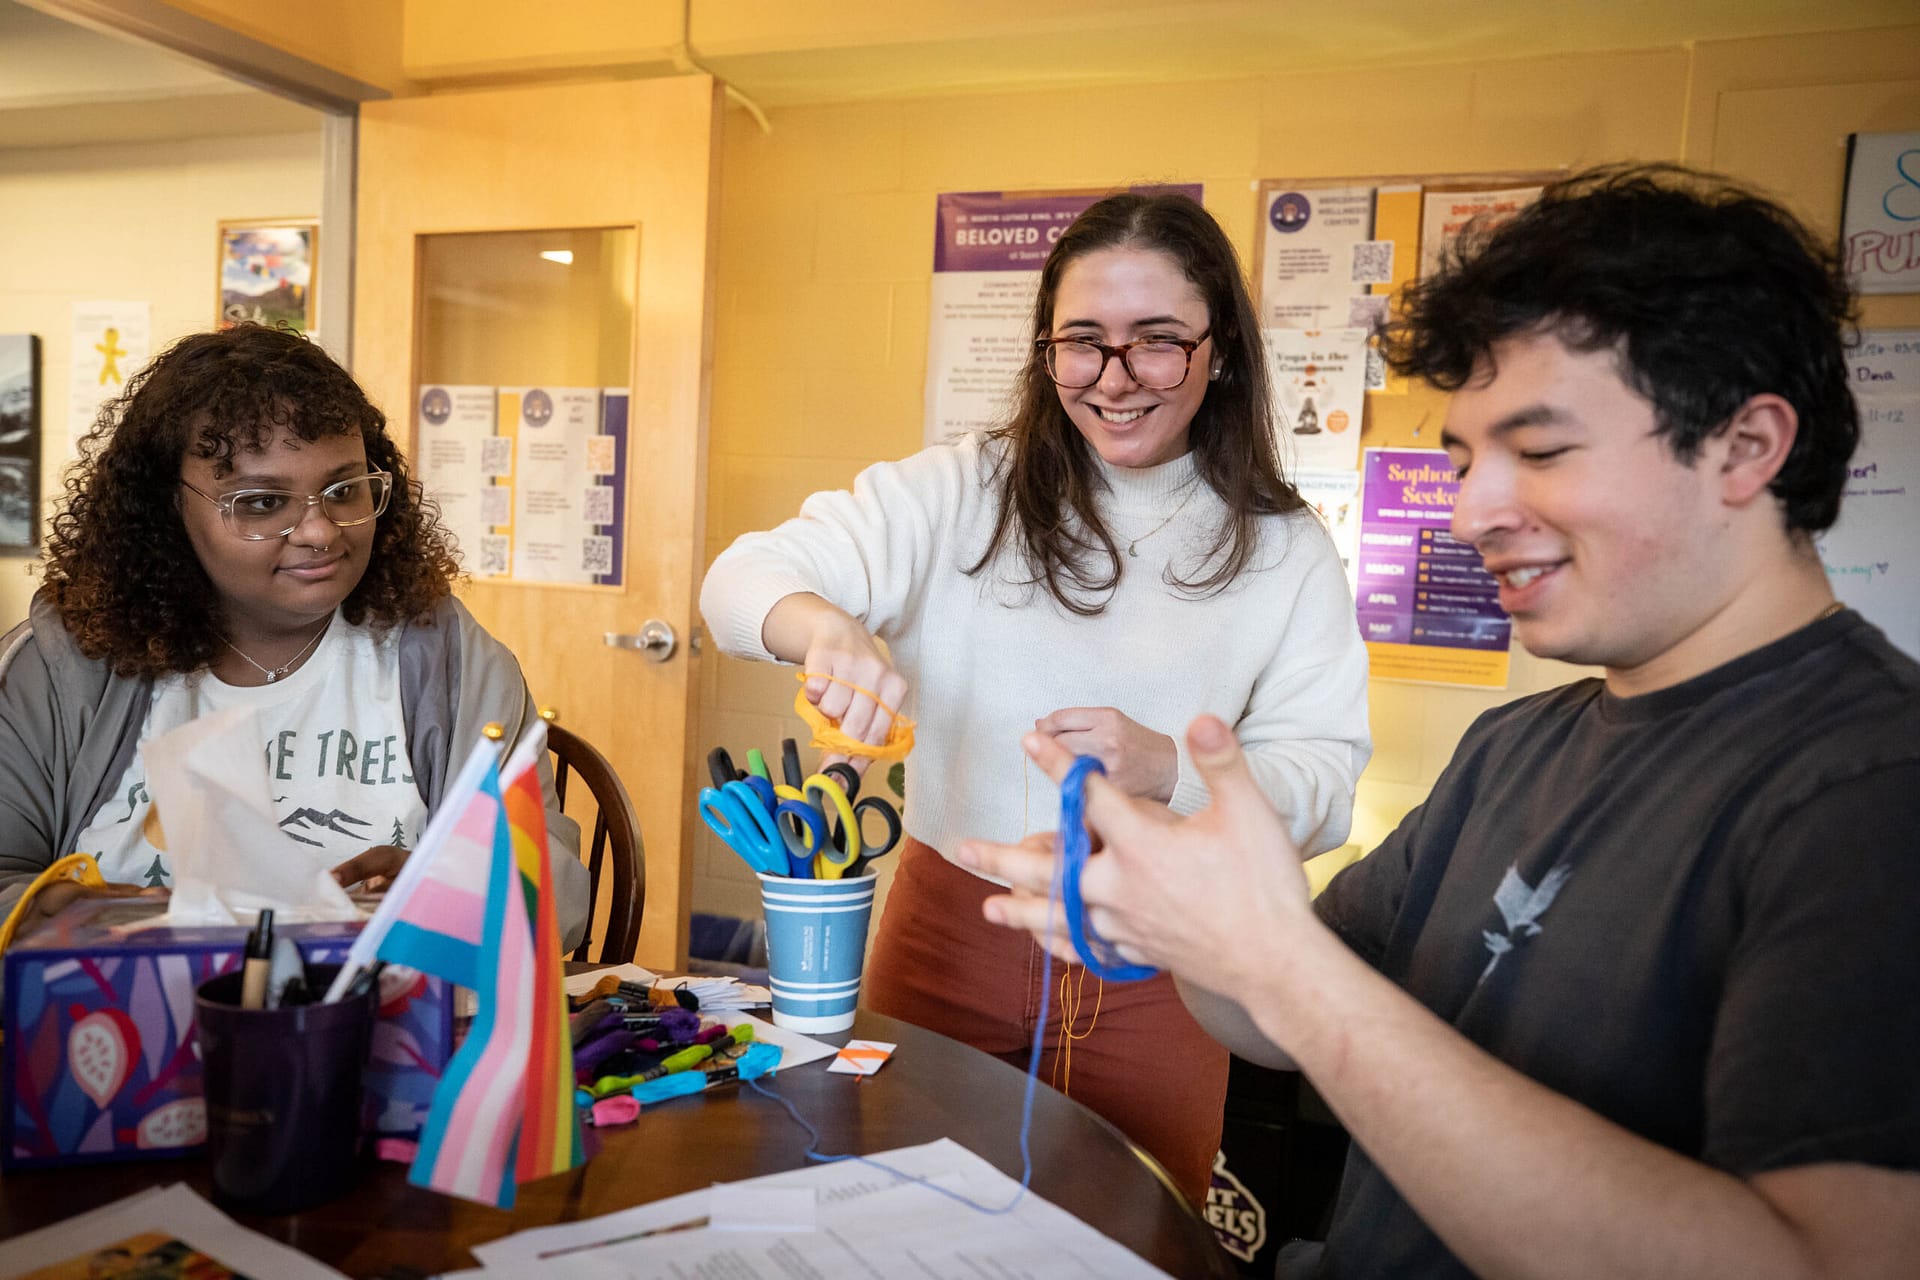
[[3, 898, 453, 1170]]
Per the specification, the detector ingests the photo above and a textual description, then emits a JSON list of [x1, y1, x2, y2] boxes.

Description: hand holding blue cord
[[958, 714, 1315, 987]]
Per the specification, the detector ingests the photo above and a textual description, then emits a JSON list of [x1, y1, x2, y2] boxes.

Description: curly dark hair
[[968, 192, 1305, 615], [1381, 163, 1860, 533], [43, 324, 462, 676]]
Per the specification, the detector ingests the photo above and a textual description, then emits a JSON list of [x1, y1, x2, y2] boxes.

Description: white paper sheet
[[0, 1183, 347, 1280], [470, 1138, 1176, 1279]]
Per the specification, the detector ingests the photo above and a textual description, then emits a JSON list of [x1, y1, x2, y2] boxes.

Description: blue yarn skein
[[1059, 755, 1157, 983]]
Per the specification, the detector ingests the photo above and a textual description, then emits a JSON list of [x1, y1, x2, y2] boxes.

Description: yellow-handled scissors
[[802, 773, 861, 879]]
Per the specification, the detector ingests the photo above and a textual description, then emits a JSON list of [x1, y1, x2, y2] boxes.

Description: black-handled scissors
[[822, 761, 861, 800]]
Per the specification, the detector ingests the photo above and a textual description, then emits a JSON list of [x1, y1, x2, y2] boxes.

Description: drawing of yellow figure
[[95, 326, 127, 385]]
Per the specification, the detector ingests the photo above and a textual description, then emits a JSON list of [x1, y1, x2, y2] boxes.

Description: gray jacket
[[0, 594, 589, 951]]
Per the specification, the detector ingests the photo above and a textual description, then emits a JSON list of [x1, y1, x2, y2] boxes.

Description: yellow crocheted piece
[[792, 671, 916, 762]]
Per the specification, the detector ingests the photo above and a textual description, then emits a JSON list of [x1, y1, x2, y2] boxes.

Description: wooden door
[[353, 77, 720, 967]]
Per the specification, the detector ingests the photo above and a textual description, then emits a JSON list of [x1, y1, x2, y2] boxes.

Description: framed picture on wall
[[0, 334, 41, 552], [217, 219, 317, 333]]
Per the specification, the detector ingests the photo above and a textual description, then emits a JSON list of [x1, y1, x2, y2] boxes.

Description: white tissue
[[143, 705, 360, 925]]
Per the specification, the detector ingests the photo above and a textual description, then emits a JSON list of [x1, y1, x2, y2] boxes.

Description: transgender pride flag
[[334, 722, 582, 1208]]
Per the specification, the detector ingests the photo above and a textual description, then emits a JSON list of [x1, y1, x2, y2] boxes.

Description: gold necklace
[[223, 618, 330, 684], [1816, 600, 1845, 622], [1127, 482, 1200, 558]]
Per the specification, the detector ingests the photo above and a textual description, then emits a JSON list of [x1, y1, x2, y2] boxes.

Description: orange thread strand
[[793, 671, 916, 761], [1051, 966, 1104, 1096]]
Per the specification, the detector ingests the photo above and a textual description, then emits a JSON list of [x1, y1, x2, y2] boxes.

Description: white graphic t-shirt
[[75, 614, 429, 888]]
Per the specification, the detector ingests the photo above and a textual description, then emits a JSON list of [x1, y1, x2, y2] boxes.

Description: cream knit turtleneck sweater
[[700, 435, 1372, 870]]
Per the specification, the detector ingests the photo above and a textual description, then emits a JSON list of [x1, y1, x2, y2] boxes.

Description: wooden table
[[1, 1008, 1235, 1278]]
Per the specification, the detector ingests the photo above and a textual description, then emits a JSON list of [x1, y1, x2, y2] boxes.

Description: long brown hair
[[44, 325, 462, 677], [965, 192, 1302, 615]]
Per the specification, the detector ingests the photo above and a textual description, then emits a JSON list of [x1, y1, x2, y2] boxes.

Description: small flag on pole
[[339, 721, 583, 1207]]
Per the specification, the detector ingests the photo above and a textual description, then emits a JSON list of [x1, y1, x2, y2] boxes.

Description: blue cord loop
[[1059, 755, 1158, 983], [744, 752, 1153, 1213]]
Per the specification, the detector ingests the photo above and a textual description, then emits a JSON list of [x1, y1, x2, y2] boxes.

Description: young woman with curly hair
[[0, 325, 587, 947], [700, 192, 1372, 1201]]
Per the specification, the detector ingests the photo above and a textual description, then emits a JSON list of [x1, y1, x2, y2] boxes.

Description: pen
[[241, 908, 275, 1010], [343, 959, 386, 1003]]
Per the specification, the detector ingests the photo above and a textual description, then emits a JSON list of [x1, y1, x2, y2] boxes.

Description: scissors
[[768, 784, 830, 878], [697, 779, 827, 879], [810, 766, 902, 860], [801, 773, 903, 878], [801, 773, 861, 878], [698, 781, 786, 876]]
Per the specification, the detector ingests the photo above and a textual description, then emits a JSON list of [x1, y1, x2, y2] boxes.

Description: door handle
[[605, 620, 676, 662]]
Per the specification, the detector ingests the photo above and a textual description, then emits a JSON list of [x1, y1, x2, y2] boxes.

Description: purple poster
[[925, 184, 1204, 445], [1355, 448, 1511, 686], [933, 185, 1205, 273]]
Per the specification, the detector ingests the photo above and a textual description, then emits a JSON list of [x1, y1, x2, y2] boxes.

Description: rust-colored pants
[[863, 837, 1229, 1204]]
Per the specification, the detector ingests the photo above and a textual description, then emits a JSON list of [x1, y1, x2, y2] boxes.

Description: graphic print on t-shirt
[[72, 618, 429, 888], [1479, 863, 1572, 984]]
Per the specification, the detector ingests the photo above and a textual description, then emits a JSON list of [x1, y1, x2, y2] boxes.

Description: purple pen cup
[[194, 963, 375, 1214]]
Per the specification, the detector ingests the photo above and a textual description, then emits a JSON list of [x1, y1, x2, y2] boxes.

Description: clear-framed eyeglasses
[[1034, 329, 1213, 391], [180, 471, 393, 540]]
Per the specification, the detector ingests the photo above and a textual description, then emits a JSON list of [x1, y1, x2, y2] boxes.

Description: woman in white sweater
[[700, 191, 1371, 1201]]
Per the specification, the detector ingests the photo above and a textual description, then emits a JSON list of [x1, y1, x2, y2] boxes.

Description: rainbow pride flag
[[500, 726, 584, 1184], [356, 723, 582, 1207]]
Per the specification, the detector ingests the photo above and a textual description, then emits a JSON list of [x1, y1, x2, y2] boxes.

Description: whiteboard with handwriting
[[1823, 330, 1920, 660]]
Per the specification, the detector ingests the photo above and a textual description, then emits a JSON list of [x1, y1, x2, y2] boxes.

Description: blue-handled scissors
[[769, 784, 829, 878], [698, 781, 787, 876]]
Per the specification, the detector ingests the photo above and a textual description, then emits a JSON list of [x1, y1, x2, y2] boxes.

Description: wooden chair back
[[545, 718, 644, 963]]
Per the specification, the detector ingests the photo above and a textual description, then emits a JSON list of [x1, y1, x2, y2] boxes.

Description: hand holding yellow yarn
[[793, 671, 915, 762]]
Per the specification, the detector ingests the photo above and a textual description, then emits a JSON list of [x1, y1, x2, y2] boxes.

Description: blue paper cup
[[758, 871, 877, 1033]]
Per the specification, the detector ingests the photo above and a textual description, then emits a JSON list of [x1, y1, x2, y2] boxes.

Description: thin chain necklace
[[1127, 481, 1200, 558], [223, 617, 331, 684]]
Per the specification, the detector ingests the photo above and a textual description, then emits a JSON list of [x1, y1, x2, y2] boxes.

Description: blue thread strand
[[745, 838, 1062, 1216], [746, 751, 1142, 1212]]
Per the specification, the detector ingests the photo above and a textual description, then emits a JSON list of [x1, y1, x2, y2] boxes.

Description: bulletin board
[[1252, 170, 1565, 452], [1254, 170, 1562, 688]]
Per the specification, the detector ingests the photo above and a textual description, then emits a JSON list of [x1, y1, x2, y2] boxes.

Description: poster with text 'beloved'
[[1824, 331, 1919, 659], [1357, 448, 1511, 687], [924, 185, 1203, 448]]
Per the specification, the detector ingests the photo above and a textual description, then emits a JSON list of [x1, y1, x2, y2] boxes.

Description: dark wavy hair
[[967, 192, 1304, 615], [1381, 163, 1859, 533], [44, 324, 462, 676]]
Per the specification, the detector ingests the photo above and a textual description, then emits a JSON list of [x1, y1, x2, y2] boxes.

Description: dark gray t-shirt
[[1301, 611, 1920, 1278]]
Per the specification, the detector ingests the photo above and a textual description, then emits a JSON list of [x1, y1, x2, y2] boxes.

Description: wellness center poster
[[1355, 448, 1511, 687]]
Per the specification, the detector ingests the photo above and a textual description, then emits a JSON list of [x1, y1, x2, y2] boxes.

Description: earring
[[1209, 364, 1224, 381]]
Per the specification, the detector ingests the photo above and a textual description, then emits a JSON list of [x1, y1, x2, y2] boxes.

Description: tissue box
[[3, 898, 454, 1170]]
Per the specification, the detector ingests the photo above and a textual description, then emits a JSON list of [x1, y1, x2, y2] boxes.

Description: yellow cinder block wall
[[695, 25, 1920, 922], [0, 131, 325, 630]]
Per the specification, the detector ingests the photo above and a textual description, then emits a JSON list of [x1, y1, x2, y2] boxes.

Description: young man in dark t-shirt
[[960, 165, 1920, 1277]]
